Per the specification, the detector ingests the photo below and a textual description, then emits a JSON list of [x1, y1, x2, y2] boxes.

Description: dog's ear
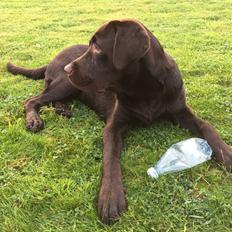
[[113, 21, 151, 70]]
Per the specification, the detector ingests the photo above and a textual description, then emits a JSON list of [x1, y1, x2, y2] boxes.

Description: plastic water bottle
[[147, 138, 212, 179]]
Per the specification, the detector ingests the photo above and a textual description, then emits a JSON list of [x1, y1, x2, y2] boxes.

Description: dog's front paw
[[25, 112, 44, 132], [98, 181, 127, 225], [214, 144, 232, 172]]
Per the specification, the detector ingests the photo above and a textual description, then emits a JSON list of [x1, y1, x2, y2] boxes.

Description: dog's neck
[[111, 45, 168, 99], [107, 32, 183, 109]]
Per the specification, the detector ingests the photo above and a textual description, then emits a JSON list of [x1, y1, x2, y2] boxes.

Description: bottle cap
[[147, 167, 159, 179]]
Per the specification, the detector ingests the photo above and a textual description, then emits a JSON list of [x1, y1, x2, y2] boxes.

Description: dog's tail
[[6, 62, 47, 80]]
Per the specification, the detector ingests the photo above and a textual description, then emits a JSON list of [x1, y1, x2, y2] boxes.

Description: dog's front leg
[[98, 119, 128, 225], [172, 106, 232, 172]]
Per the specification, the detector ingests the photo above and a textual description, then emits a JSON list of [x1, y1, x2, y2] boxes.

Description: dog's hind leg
[[24, 78, 78, 132]]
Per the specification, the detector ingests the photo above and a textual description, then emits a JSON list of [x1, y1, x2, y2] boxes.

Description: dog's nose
[[64, 64, 73, 75]]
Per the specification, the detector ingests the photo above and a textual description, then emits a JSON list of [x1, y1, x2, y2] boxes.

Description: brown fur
[[7, 19, 232, 225]]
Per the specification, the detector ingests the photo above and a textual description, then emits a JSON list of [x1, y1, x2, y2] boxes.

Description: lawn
[[0, 0, 232, 231]]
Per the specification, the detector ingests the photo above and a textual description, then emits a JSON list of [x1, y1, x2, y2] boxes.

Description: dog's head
[[64, 19, 152, 92]]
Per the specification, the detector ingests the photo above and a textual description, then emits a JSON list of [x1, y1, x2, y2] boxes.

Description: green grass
[[0, 0, 232, 231]]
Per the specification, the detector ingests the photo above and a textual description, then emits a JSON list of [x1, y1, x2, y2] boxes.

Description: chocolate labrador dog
[[7, 19, 232, 224]]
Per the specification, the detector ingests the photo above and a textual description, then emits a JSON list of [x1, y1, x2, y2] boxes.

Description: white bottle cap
[[147, 167, 159, 179]]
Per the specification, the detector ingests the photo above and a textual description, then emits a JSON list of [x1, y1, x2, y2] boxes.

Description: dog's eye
[[93, 42, 101, 52], [96, 50, 107, 63], [93, 43, 107, 60]]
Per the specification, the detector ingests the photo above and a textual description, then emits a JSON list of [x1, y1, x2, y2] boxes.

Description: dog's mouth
[[67, 70, 73, 78], [66, 69, 104, 93], [97, 89, 106, 93], [77, 78, 93, 87], [67, 74, 93, 90]]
